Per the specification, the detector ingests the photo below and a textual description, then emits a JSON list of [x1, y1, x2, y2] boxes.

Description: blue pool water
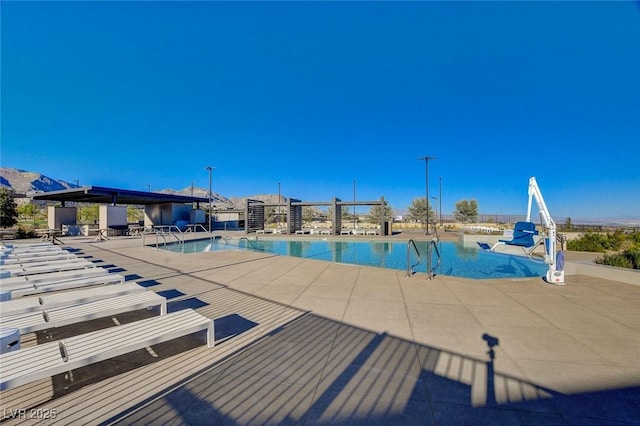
[[159, 238, 548, 279]]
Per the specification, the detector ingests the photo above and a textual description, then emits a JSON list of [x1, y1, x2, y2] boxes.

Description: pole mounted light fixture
[[205, 166, 216, 232], [353, 179, 356, 230], [439, 177, 443, 227], [432, 196, 438, 226], [418, 156, 436, 235]]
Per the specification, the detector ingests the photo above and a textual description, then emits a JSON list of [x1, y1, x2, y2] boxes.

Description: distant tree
[[17, 202, 38, 224], [0, 188, 19, 228], [563, 217, 573, 231], [78, 205, 99, 223], [406, 198, 435, 229], [127, 206, 143, 223], [264, 206, 276, 224], [454, 199, 478, 223], [327, 206, 350, 219], [302, 207, 315, 223], [369, 203, 394, 223]]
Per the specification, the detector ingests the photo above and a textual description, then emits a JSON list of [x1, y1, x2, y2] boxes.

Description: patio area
[[1, 234, 638, 425]]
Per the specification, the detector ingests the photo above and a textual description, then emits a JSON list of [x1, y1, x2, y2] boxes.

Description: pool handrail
[[406, 239, 422, 277], [189, 224, 214, 245], [144, 225, 185, 251], [427, 238, 442, 280], [238, 237, 259, 250], [431, 220, 440, 240]]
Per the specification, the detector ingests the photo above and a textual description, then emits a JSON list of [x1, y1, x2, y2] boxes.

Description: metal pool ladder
[[407, 237, 442, 279], [406, 239, 422, 276], [427, 238, 442, 280], [238, 236, 259, 249], [145, 225, 185, 251]]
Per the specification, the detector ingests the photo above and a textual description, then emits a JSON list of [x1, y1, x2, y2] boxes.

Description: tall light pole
[[418, 156, 436, 234], [432, 197, 438, 228], [278, 181, 281, 231], [205, 166, 215, 232], [439, 176, 443, 226], [147, 184, 151, 192], [353, 179, 356, 229]]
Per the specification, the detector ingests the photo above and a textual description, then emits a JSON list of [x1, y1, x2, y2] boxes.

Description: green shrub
[[596, 253, 632, 268], [596, 248, 640, 270], [567, 232, 608, 252], [604, 230, 625, 251], [625, 248, 640, 269], [15, 226, 37, 239]]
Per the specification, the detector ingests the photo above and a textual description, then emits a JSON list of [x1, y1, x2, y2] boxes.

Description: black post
[[418, 156, 436, 234], [353, 179, 356, 230], [439, 176, 442, 226], [206, 166, 215, 231]]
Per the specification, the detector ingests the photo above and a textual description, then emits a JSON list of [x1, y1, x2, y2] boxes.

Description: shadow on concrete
[[122, 273, 143, 282], [135, 278, 159, 286], [215, 314, 259, 342], [167, 297, 209, 313], [103, 312, 640, 425], [156, 289, 186, 300]]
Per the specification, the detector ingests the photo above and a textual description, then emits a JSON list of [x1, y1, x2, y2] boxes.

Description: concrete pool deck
[[1, 233, 638, 425]]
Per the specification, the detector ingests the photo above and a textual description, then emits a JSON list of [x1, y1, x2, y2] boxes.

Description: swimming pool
[[159, 237, 548, 280]]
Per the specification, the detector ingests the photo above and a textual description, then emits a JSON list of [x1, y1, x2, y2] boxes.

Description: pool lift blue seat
[[478, 221, 542, 256]]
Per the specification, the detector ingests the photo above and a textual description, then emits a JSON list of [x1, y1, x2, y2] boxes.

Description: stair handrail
[[143, 225, 185, 251], [167, 225, 184, 251], [239, 236, 259, 250], [189, 224, 214, 244], [431, 219, 440, 240], [427, 238, 442, 279], [406, 239, 422, 277]]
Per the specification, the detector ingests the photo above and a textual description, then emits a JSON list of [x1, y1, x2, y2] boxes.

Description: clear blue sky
[[2, 1, 639, 220]]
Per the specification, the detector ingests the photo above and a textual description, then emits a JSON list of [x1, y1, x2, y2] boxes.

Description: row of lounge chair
[[0, 241, 214, 391]]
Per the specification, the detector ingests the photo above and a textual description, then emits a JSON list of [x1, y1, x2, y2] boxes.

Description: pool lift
[[479, 177, 565, 285]]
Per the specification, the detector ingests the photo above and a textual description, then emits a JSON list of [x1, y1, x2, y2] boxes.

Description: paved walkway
[[1, 235, 639, 425]]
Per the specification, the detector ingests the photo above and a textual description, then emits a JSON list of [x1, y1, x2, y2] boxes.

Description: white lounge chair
[[0, 291, 167, 335], [2, 245, 64, 255], [1, 257, 88, 270], [1, 268, 110, 292], [0, 251, 79, 266], [10, 273, 125, 298], [1, 242, 56, 250], [1, 259, 95, 278], [0, 308, 214, 391], [1, 243, 63, 256], [0, 282, 146, 317]]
